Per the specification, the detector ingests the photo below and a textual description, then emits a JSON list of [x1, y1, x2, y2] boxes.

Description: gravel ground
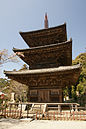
[[0, 119, 86, 129]]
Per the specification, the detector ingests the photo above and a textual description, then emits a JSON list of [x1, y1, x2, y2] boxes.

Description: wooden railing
[[0, 102, 86, 121], [35, 111, 86, 121]]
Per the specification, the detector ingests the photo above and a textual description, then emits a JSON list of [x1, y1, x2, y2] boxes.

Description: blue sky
[[0, 0, 86, 78]]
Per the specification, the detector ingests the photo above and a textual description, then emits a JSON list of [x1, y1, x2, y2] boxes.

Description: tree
[[63, 52, 86, 105], [0, 78, 10, 91], [0, 64, 29, 103], [9, 64, 29, 102], [0, 49, 19, 104], [0, 78, 10, 106], [0, 49, 18, 66], [19, 64, 29, 71]]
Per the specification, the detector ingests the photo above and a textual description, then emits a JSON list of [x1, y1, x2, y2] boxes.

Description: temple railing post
[[59, 89, 63, 103], [75, 104, 78, 112], [58, 104, 61, 114], [71, 104, 74, 112], [26, 84, 30, 102]]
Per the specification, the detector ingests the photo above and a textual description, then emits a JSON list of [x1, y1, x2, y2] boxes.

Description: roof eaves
[[4, 64, 81, 75], [13, 39, 72, 52]]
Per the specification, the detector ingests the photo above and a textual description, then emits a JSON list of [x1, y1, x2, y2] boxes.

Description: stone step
[[29, 104, 47, 114]]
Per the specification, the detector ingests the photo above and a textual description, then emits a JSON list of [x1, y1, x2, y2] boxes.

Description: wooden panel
[[17, 40, 72, 69], [20, 24, 67, 47], [38, 90, 50, 102], [7, 67, 81, 90]]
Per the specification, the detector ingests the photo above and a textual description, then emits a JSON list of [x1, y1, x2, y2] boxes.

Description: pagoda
[[4, 14, 81, 103]]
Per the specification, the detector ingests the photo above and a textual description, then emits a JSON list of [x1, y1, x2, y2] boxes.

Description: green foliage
[[73, 53, 86, 97], [19, 64, 29, 71], [0, 78, 11, 105], [0, 78, 10, 89], [64, 53, 86, 106], [77, 78, 86, 94], [0, 93, 8, 110], [0, 64, 28, 103], [63, 86, 69, 99], [71, 85, 76, 98], [73, 53, 86, 78]]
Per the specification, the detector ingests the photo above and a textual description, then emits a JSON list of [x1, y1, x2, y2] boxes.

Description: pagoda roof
[[19, 23, 67, 47], [4, 64, 81, 89], [4, 64, 81, 75], [13, 39, 71, 53], [13, 40, 72, 68]]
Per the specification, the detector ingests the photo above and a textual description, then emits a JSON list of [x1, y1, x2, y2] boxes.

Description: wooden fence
[[35, 111, 86, 121], [0, 103, 86, 121], [0, 108, 21, 119], [0, 109, 86, 121]]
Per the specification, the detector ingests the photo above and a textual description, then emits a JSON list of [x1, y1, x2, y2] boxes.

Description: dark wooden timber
[[4, 22, 81, 103], [19, 23, 67, 47], [13, 40, 72, 69], [4, 64, 81, 102]]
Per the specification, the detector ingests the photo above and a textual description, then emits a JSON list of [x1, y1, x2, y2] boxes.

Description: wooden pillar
[[58, 105, 61, 113], [27, 104, 28, 118], [20, 103, 22, 118], [71, 104, 74, 112], [27, 86, 30, 102], [61, 89, 64, 102], [75, 104, 78, 112], [59, 89, 63, 103], [9, 104, 12, 113]]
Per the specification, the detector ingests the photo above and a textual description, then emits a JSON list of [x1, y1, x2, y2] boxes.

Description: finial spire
[[44, 13, 49, 29]]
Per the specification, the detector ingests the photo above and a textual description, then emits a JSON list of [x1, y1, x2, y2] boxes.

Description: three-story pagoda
[[4, 14, 81, 103]]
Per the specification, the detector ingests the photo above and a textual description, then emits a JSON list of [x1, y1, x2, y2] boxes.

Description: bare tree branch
[[0, 49, 19, 66]]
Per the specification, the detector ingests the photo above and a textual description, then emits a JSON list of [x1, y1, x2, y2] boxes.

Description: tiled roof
[[4, 64, 81, 75], [20, 23, 67, 47], [13, 39, 71, 53]]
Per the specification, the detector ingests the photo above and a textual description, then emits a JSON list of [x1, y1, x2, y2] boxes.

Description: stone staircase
[[28, 103, 47, 118]]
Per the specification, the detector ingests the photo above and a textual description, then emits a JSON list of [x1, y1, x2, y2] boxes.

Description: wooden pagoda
[[4, 14, 81, 103]]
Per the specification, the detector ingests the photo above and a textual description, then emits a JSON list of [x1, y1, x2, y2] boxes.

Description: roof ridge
[[4, 64, 81, 75], [13, 39, 72, 52], [19, 23, 66, 35]]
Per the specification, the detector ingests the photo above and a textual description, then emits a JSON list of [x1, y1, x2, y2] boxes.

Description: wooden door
[[38, 90, 50, 102]]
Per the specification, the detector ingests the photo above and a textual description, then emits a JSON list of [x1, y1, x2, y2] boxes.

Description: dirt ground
[[0, 119, 86, 129]]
